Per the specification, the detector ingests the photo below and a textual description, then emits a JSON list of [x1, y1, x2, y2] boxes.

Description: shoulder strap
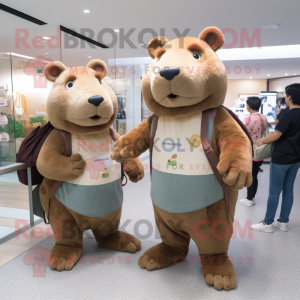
[[201, 108, 230, 218], [150, 115, 159, 179], [109, 127, 117, 142]]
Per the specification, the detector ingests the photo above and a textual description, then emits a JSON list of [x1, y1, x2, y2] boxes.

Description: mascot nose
[[160, 67, 180, 80], [88, 96, 104, 106]]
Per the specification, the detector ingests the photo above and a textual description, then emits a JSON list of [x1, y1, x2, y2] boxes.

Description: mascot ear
[[87, 59, 108, 79], [199, 27, 224, 52], [147, 36, 169, 59], [44, 61, 66, 82]]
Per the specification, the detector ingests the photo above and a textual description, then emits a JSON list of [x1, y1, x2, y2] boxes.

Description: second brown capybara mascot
[[111, 27, 253, 290]]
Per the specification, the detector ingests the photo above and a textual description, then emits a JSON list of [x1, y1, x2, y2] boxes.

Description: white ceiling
[[0, 0, 300, 79]]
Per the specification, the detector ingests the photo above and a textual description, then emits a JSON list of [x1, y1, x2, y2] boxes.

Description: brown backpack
[[149, 106, 253, 217]]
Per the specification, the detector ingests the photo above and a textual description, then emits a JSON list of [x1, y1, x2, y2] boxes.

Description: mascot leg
[[92, 206, 141, 253], [138, 202, 190, 271], [48, 198, 83, 271], [188, 193, 238, 291]]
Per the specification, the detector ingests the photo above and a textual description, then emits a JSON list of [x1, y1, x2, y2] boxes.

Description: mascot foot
[[138, 243, 187, 271], [49, 245, 82, 271], [95, 231, 141, 253], [201, 255, 236, 291]]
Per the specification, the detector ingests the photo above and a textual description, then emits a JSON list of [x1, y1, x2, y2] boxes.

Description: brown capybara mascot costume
[[37, 59, 144, 271], [111, 27, 253, 290]]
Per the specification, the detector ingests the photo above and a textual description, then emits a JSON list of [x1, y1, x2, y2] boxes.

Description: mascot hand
[[68, 154, 85, 180], [111, 138, 140, 162], [217, 160, 252, 190], [123, 158, 144, 183]]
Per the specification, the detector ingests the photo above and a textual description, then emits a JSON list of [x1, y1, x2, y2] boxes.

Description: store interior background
[[0, 0, 299, 258]]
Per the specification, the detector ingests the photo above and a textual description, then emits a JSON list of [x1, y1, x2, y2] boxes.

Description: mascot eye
[[193, 53, 201, 60], [66, 82, 74, 89]]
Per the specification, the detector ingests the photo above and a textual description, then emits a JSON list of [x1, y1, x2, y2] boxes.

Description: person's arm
[[268, 120, 278, 125], [258, 130, 282, 146]]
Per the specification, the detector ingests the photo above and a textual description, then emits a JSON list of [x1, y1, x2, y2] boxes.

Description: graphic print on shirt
[[152, 113, 215, 176], [68, 133, 121, 185], [167, 154, 177, 166]]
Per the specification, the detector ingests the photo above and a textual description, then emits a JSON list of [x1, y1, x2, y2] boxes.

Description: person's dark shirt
[[272, 108, 300, 164], [276, 108, 288, 121]]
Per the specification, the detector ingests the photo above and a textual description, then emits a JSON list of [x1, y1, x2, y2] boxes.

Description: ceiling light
[[294, 74, 297, 75], [83, 10, 90, 13], [267, 74, 270, 76], [285, 73, 288, 75], [88, 56, 91, 58], [249, 77, 252, 79], [263, 24, 280, 29], [43, 37, 51, 40], [218, 44, 300, 61], [114, 29, 120, 32], [46, 52, 48, 54]]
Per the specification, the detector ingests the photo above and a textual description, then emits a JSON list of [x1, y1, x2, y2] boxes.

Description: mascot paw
[[110, 139, 141, 161], [123, 158, 144, 182], [96, 231, 141, 253], [201, 255, 236, 291], [69, 154, 86, 179], [138, 243, 186, 271], [217, 163, 252, 189], [49, 245, 82, 271]]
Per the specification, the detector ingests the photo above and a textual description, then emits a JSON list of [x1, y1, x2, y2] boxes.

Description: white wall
[[268, 76, 300, 92], [224, 79, 267, 108]]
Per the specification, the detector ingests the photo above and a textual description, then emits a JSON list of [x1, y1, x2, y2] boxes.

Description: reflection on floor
[[0, 163, 299, 299]]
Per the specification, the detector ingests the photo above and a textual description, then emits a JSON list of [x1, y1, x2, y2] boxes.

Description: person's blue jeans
[[264, 162, 300, 224]]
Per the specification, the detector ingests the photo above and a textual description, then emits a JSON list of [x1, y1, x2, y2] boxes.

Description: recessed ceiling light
[[43, 37, 51, 40], [294, 74, 297, 75], [88, 56, 91, 58], [114, 29, 120, 32], [83, 10, 90, 13], [140, 44, 144, 46], [45, 52, 49, 54], [267, 74, 270, 76], [263, 24, 280, 29], [249, 77, 252, 79], [285, 73, 288, 75]]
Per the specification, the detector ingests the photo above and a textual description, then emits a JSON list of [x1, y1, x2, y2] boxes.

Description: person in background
[[252, 83, 300, 232], [240, 97, 268, 207]]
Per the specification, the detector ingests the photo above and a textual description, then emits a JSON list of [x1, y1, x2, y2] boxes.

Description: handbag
[[254, 114, 274, 160]]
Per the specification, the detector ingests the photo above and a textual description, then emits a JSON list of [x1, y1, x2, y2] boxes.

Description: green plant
[[30, 116, 46, 126], [0, 112, 13, 122], [8, 120, 24, 139]]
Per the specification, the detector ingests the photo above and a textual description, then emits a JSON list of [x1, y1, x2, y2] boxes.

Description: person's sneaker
[[240, 198, 255, 207], [251, 221, 274, 232], [273, 219, 289, 232]]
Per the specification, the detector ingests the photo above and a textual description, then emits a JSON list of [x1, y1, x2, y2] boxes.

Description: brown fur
[[111, 27, 252, 291], [37, 59, 144, 271]]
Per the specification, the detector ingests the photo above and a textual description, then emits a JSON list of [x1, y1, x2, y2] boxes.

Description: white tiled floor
[[0, 163, 299, 299]]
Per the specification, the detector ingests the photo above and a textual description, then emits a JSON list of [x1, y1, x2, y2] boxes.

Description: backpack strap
[[149, 115, 159, 179], [109, 127, 127, 186], [45, 130, 72, 224], [201, 108, 230, 218]]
